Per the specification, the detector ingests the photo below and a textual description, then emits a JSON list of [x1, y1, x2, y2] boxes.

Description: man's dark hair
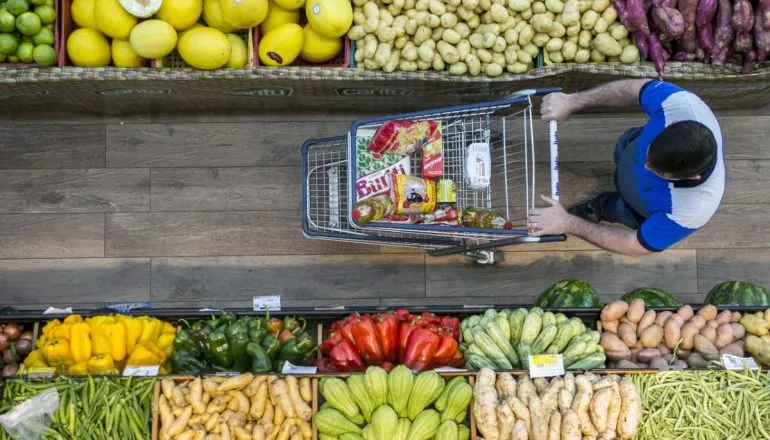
[[647, 120, 717, 179]]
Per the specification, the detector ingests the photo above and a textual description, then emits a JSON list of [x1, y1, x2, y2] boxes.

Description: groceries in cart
[[465, 142, 491, 190]]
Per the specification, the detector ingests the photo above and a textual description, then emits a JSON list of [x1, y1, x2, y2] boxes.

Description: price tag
[[105, 301, 153, 313], [26, 367, 56, 379], [215, 371, 241, 376], [43, 307, 73, 315], [528, 354, 565, 378], [721, 354, 760, 370], [122, 365, 160, 376], [253, 296, 281, 312], [433, 367, 467, 373], [281, 362, 317, 375]]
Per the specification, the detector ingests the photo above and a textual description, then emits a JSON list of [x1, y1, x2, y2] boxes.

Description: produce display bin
[[0, 0, 60, 68]]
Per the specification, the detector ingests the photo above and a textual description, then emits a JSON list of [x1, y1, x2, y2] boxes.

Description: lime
[[16, 40, 33, 61], [31, 24, 50, 44], [7, 54, 18, 62], [15, 11, 40, 35], [0, 10, 14, 31], [32, 43, 54, 65], [0, 32, 19, 53], [5, 0, 28, 15], [33, 4, 52, 23]]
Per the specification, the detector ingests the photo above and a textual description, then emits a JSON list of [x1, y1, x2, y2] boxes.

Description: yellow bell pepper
[[36, 334, 47, 349], [88, 317, 114, 356], [70, 323, 92, 363], [43, 338, 72, 367], [117, 315, 143, 354], [23, 350, 49, 369], [137, 317, 162, 345], [41, 319, 61, 340], [52, 323, 72, 340], [161, 321, 176, 335], [159, 361, 171, 375], [157, 332, 175, 359], [63, 314, 84, 324], [101, 321, 127, 362], [125, 343, 163, 366], [87, 354, 117, 375], [68, 361, 89, 375]]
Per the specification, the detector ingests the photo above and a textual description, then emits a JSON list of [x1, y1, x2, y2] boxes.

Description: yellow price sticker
[[528, 354, 565, 378], [531, 355, 559, 366]]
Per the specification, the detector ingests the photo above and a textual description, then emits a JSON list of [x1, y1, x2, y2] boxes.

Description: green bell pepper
[[190, 321, 215, 364], [173, 328, 201, 357], [226, 320, 251, 372], [283, 316, 307, 335], [246, 342, 272, 373], [276, 337, 317, 365], [208, 326, 233, 368], [261, 334, 281, 359], [171, 350, 209, 374], [249, 328, 268, 344]]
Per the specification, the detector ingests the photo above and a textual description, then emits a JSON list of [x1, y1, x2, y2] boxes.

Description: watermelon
[[534, 279, 603, 308], [621, 288, 682, 307], [703, 281, 770, 306]]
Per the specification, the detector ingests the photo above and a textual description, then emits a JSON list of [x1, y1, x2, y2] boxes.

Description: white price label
[[122, 365, 160, 376], [528, 354, 565, 378], [281, 362, 317, 375], [433, 367, 467, 373], [721, 354, 759, 370], [43, 307, 73, 315], [253, 295, 281, 312], [26, 367, 56, 379]]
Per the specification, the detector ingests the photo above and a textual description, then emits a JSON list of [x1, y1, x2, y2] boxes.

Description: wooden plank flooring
[[1, 108, 769, 309]]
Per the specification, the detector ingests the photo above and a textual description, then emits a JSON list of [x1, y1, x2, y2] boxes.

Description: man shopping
[[528, 80, 725, 256]]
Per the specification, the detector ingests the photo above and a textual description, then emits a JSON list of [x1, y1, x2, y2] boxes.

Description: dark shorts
[[591, 128, 647, 230]]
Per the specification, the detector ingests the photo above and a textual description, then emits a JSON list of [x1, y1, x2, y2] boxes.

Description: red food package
[[421, 122, 443, 178], [368, 120, 440, 156]]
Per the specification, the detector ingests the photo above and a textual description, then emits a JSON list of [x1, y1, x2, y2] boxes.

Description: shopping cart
[[301, 88, 567, 264]]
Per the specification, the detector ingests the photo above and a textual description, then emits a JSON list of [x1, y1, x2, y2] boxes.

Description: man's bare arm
[[565, 216, 652, 257], [541, 79, 652, 122]]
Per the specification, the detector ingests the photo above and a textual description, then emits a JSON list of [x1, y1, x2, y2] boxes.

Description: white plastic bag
[[0, 389, 59, 440]]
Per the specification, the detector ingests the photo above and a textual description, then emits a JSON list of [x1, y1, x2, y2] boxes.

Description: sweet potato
[[733, 30, 753, 52], [732, 0, 754, 32], [678, 0, 698, 52], [696, 0, 717, 26], [627, 0, 651, 34], [639, 324, 664, 348], [614, 0, 638, 31], [601, 301, 629, 322], [617, 378, 642, 439], [698, 23, 716, 53], [653, 7, 685, 39], [755, 5, 770, 61], [561, 409, 582, 440]]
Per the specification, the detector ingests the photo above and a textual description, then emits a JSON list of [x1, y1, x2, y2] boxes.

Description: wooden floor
[[1, 105, 769, 310]]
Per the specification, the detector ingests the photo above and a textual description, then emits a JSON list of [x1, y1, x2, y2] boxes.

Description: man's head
[[646, 120, 717, 180]]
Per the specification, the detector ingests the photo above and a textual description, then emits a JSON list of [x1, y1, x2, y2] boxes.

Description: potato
[[639, 324, 664, 348], [674, 305, 694, 322], [415, 0, 429, 10], [482, 32, 497, 47], [533, 1, 547, 12], [415, 59, 430, 70], [698, 326, 717, 344], [592, 16, 608, 33], [545, 37, 564, 51], [516, 49, 533, 63], [581, 10, 599, 29], [610, 23, 628, 40], [561, 0, 580, 24], [485, 62, 503, 75], [353, 10, 366, 24], [694, 334, 720, 360], [523, 42, 539, 56], [477, 48, 493, 62], [437, 40, 461, 62], [593, 33, 622, 56], [621, 299, 643, 323], [590, 387, 613, 433], [601, 5, 617, 23], [429, 0, 446, 14], [635, 348, 661, 364], [507, 61, 529, 72], [731, 311, 742, 322], [545, 0, 564, 12], [439, 12, 458, 28], [601, 319, 619, 333], [456, 40, 471, 58], [533, 32, 550, 46], [455, 22, 471, 37], [363, 1, 379, 17], [509, 0, 530, 11], [457, 5, 475, 20], [500, 16, 518, 31], [615, 324, 637, 348], [576, 30, 591, 48], [697, 305, 718, 321], [676, 322, 697, 350], [469, 32, 485, 48], [714, 323, 735, 349], [718, 340, 744, 357], [565, 23, 580, 36], [546, 49, 564, 62], [402, 42, 418, 60], [519, 24, 535, 44], [686, 352, 708, 368], [592, 0, 609, 11], [601, 333, 632, 361], [521, 8, 533, 18], [663, 315, 683, 349], [561, 40, 577, 59], [746, 335, 770, 366], [657, 343, 671, 355], [655, 311, 674, 326], [548, 21, 566, 37], [741, 314, 769, 336], [490, 3, 508, 21], [398, 59, 417, 70], [427, 13, 442, 27], [492, 36, 507, 52], [689, 315, 706, 330], [505, 28, 520, 44], [531, 13, 554, 32], [649, 356, 669, 369], [416, 43, 434, 62], [440, 28, 461, 44], [578, 0, 590, 11], [728, 323, 746, 340], [431, 53, 445, 69]]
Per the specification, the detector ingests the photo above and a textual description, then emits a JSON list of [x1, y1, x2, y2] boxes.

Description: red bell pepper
[[440, 316, 461, 336], [351, 315, 385, 365], [403, 327, 441, 371], [381, 361, 395, 372], [375, 313, 399, 363], [395, 309, 413, 323], [448, 350, 465, 368], [427, 330, 459, 369], [398, 321, 417, 362], [419, 311, 441, 325], [329, 339, 365, 372], [320, 331, 344, 356]]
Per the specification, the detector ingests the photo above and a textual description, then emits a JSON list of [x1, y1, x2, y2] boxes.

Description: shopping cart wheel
[[466, 250, 504, 265]]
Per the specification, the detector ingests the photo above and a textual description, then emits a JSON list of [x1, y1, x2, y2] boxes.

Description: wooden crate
[[151, 374, 319, 440]]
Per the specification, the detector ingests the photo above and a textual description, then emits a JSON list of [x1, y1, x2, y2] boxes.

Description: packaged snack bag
[[391, 174, 436, 215], [421, 124, 443, 178], [368, 120, 440, 156]]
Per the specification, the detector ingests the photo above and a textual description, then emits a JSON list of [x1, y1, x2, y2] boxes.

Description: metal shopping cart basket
[[301, 88, 567, 264]]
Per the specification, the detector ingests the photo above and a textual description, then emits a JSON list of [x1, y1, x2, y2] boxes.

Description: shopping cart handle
[[537, 234, 567, 243], [506, 87, 563, 99]]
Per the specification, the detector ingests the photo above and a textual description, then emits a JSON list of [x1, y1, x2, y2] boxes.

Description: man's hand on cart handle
[[527, 195, 570, 236], [540, 92, 575, 123]]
